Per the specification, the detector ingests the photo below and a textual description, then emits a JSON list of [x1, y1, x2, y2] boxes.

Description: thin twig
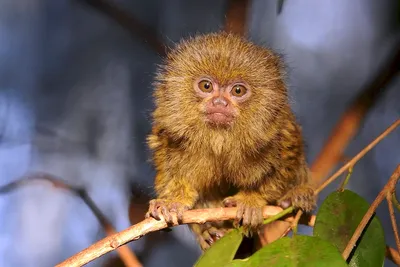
[[291, 210, 303, 236], [261, 119, 399, 245], [279, 225, 292, 238], [386, 246, 400, 266], [387, 192, 400, 253], [259, 120, 399, 247], [342, 165, 400, 260], [311, 41, 400, 184], [316, 119, 400, 194], [55, 205, 315, 267], [0, 172, 142, 267], [79, 0, 165, 55]]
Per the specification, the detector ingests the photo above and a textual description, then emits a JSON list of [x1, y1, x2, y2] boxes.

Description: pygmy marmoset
[[146, 32, 316, 250]]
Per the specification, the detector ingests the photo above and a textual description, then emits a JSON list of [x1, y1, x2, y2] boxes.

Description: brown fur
[[146, 32, 315, 250]]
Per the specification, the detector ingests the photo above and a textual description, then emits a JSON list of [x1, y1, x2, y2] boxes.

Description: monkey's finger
[[160, 206, 174, 223], [198, 238, 211, 251], [148, 199, 162, 220], [201, 230, 214, 245], [175, 204, 188, 222], [250, 208, 263, 228], [242, 207, 252, 226], [176, 208, 184, 222], [207, 227, 226, 239], [235, 205, 245, 225]]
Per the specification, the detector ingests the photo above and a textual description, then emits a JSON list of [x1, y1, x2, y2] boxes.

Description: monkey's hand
[[223, 193, 266, 235], [146, 199, 191, 224], [278, 185, 316, 213]]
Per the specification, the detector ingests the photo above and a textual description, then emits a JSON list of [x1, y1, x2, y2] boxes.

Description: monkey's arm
[[146, 129, 199, 223], [271, 119, 316, 212]]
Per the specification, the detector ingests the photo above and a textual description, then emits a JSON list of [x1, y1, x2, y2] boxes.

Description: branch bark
[[55, 205, 315, 267]]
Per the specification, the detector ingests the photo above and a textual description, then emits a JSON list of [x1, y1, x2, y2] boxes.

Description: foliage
[[195, 190, 386, 267]]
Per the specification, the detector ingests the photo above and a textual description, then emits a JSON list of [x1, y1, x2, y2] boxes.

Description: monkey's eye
[[231, 84, 247, 97], [198, 80, 213, 93]]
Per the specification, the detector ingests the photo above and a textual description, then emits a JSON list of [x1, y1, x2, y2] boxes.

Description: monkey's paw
[[145, 199, 190, 224], [198, 224, 228, 251], [223, 195, 264, 235], [278, 185, 316, 213]]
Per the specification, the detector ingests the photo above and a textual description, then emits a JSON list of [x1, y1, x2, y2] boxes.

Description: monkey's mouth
[[205, 107, 234, 125]]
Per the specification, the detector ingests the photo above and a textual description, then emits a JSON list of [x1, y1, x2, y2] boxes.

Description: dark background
[[0, 0, 399, 266]]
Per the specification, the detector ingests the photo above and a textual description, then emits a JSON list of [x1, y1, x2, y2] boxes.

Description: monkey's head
[[153, 32, 289, 144]]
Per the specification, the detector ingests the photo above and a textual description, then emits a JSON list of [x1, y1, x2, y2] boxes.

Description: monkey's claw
[[278, 185, 316, 213], [146, 199, 189, 224], [223, 196, 264, 234], [198, 224, 227, 250]]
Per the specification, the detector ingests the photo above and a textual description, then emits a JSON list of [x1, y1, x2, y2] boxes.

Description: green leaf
[[314, 190, 385, 267], [194, 228, 243, 267], [224, 236, 348, 267]]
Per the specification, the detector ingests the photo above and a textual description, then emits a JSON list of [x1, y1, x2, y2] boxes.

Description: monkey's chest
[[177, 154, 239, 198], [194, 177, 238, 208]]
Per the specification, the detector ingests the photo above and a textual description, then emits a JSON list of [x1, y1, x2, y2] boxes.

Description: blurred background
[[0, 0, 399, 266]]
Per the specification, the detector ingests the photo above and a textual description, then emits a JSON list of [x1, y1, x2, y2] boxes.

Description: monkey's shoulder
[[147, 126, 184, 150]]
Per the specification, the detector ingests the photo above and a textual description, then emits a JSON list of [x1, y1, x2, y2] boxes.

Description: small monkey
[[146, 32, 316, 250]]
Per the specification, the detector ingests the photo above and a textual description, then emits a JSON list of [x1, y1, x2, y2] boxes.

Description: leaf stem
[[338, 166, 353, 192], [263, 206, 294, 225], [392, 191, 400, 212]]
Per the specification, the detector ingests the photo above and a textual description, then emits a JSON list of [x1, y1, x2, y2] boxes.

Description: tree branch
[[224, 0, 250, 36], [342, 165, 400, 260], [315, 119, 400, 194], [79, 0, 165, 55], [0, 172, 142, 267], [386, 246, 400, 266], [55, 205, 315, 267], [387, 191, 400, 253], [311, 42, 400, 185]]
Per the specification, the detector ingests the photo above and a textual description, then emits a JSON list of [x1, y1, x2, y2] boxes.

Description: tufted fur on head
[[150, 32, 292, 157]]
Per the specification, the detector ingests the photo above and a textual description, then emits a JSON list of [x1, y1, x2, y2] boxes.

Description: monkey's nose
[[212, 97, 228, 107]]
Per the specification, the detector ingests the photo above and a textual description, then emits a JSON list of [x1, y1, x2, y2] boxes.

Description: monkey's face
[[194, 77, 250, 127], [154, 32, 288, 140]]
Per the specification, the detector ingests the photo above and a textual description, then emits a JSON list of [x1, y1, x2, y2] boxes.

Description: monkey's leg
[[189, 222, 231, 251], [146, 179, 198, 224], [278, 184, 316, 212], [223, 192, 266, 234]]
